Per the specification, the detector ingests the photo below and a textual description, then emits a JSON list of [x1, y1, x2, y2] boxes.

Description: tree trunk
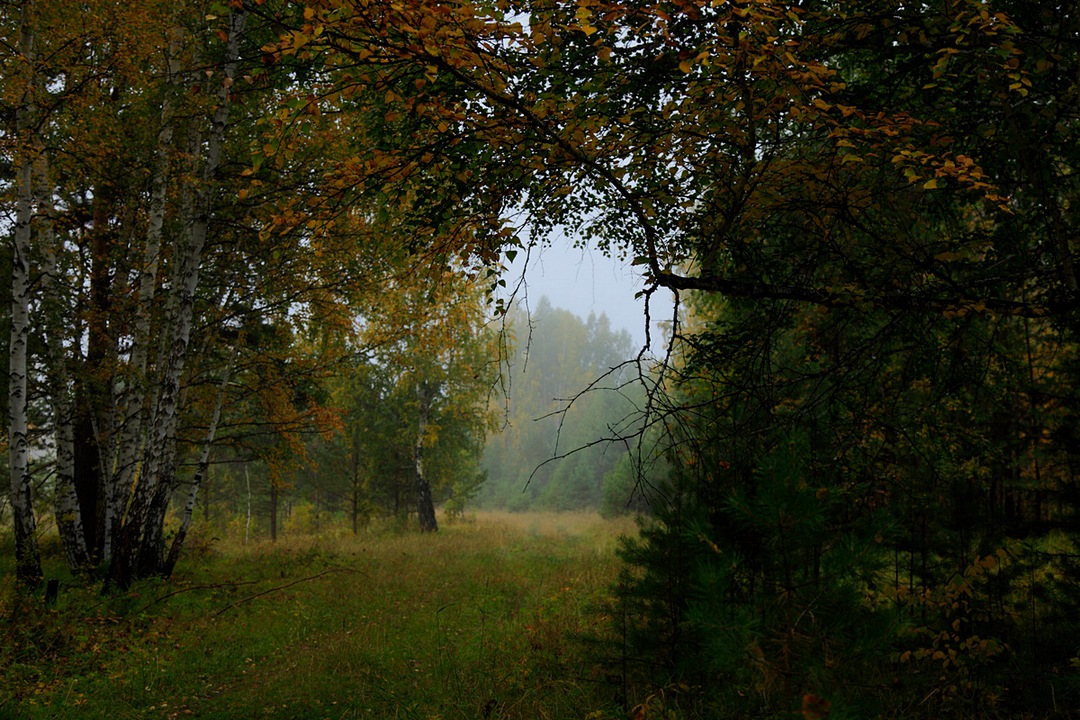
[[72, 411, 103, 559], [8, 1, 43, 588], [105, 7, 246, 590], [52, 387, 89, 571], [8, 170, 41, 588], [37, 152, 90, 572], [352, 484, 360, 535], [72, 179, 116, 561], [163, 344, 235, 576], [415, 381, 438, 532], [203, 465, 211, 523], [351, 426, 361, 534], [270, 481, 279, 542], [108, 25, 181, 564], [244, 462, 252, 544]]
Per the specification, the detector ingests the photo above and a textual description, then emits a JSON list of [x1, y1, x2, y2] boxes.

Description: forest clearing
[[5, 0, 1080, 717], [1, 511, 640, 720]]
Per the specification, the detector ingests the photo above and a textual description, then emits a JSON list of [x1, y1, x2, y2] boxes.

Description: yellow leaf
[[923, 178, 939, 189], [679, 60, 692, 74]]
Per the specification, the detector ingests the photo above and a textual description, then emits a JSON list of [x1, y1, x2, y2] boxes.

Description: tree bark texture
[[107, 26, 182, 565], [8, 0, 43, 587], [105, 7, 247, 590], [163, 343, 236, 576], [71, 180, 116, 560], [37, 153, 90, 572]]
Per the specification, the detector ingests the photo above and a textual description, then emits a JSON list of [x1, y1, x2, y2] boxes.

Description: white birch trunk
[[106, 27, 183, 563], [162, 342, 237, 576], [36, 154, 90, 571], [9, 157, 41, 585], [140, 8, 245, 498], [8, 0, 43, 586], [107, 7, 247, 588]]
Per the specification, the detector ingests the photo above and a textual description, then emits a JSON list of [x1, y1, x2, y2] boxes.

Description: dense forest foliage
[[193, 272, 501, 538], [0, 0, 508, 588], [91, 296, 647, 540], [4, 0, 1080, 717]]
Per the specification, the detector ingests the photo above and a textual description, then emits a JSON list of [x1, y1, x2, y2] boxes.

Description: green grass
[[1, 511, 640, 720]]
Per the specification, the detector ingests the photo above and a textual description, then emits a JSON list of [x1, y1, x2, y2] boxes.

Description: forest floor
[[1, 511, 642, 720]]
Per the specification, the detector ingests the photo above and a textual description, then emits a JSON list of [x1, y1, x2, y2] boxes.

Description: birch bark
[[106, 6, 247, 589], [104, 26, 183, 564], [162, 342, 237, 577], [8, 0, 43, 588], [36, 154, 90, 571]]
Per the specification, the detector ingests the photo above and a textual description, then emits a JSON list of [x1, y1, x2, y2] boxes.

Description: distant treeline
[[478, 298, 655, 517], [183, 297, 654, 539]]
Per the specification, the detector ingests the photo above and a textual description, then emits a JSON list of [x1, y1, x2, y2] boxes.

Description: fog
[[514, 239, 674, 355]]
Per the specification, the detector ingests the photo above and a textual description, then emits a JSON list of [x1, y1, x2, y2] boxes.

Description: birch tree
[[37, 150, 90, 571], [1, 0, 389, 586], [352, 267, 500, 529], [6, 0, 43, 588], [103, 2, 250, 590]]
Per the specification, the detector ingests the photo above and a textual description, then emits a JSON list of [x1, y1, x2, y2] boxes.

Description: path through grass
[[1, 512, 638, 720]]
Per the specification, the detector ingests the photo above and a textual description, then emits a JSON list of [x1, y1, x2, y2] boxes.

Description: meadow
[[1, 512, 643, 720]]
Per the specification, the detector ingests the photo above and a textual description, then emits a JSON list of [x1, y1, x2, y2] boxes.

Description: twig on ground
[[138, 579, 261, 613], [213, 567, 364, 617]]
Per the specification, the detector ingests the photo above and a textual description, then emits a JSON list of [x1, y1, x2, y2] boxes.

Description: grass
[[1, 511, 641, 720]]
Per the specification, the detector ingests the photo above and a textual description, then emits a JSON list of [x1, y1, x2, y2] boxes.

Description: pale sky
[[509, 238, 674, 355]]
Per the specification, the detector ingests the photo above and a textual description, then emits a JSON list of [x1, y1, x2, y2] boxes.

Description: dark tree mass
[[4, 0, 1080, 716]]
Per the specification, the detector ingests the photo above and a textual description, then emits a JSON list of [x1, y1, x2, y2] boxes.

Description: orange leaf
[[802, 694, 831, 720]]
